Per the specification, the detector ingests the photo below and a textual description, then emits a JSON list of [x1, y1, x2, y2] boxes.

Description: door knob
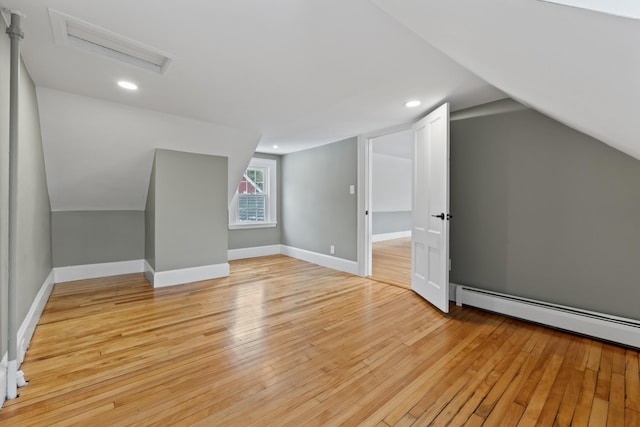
[[432, 213, 445, 220]]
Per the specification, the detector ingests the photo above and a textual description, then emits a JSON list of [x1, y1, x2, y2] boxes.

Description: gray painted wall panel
[[154, 149, 228, 272], [228, 153, 282, 249], [372, 211, 411, 235], [0, 17, 10, 359], [17, 64, 53, 327], [52, 211, 144, 267], [282, 137, 357, 261], [0, 21, 53, 353], [450, 106, 640, 320]]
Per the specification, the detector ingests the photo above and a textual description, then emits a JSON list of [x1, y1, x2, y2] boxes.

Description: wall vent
[[49, 9, 172, 74]]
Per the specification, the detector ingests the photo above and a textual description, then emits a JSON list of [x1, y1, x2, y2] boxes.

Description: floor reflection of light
[[228, 284, 266, 358]]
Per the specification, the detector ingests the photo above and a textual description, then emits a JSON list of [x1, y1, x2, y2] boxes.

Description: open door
[[411, 103, 450, 313]]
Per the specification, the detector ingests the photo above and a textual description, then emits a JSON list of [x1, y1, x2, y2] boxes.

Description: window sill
[[228, 222, 278, 230]]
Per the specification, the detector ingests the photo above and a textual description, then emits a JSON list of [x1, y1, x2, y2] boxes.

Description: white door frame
[[356, 123, 412, 277]]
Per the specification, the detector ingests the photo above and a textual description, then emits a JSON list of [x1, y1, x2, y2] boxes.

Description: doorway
[[357, 103, 451, 313], [368, 129, 413, 288]]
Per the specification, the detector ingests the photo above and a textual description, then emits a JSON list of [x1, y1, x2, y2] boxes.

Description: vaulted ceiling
[[3, 0, 636, 211], [373, 0, 640, 160]]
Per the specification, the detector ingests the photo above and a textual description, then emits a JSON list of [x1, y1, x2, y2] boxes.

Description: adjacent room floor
[[371, 237, 411, 289], [0, 255, 638, 426]]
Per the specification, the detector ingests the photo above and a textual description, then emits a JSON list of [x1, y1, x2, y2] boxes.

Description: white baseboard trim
[[0, 353, 6, 409], [147, 262, 230, 288], [372, 231, 411, 242], [228, 245, 282, 261], [54, 259, 145, 283], [453, 283, 640, 349], [281, 245, 359, 276], [17, 270, 56, 365]]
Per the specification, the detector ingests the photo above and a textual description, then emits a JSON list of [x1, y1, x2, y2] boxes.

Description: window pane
[[238, 195, 265, 222], [238, 168, 266, 195]]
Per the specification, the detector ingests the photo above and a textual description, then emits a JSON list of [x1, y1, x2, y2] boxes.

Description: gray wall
[[372, 211, 411, 235], [0, 18, 53, 358], [152, 149, 228, 272], [450, 105, 640, 320], [0, 17, 10, 361], [228, 152, 282, 249], [51, 211, 144, 267], [145, 159, 156, 270], [17, 64, 53, 325], [282, 137, 357, 261]]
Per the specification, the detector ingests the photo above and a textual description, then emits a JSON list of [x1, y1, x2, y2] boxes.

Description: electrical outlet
[[330, 245, 335, 255]]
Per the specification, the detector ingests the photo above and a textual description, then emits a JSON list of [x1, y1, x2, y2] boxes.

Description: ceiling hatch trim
[[48, 9, 173, 74]]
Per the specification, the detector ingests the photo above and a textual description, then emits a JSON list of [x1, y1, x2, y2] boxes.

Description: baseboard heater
[[454, 284, 640, 349]]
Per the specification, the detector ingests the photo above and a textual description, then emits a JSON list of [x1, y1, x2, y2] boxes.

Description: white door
[[411, 103, 450, 313]]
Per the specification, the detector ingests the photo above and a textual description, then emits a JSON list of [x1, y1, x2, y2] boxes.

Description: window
[[229, 157, 277, 229]]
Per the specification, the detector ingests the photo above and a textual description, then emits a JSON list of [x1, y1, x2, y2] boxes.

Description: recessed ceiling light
[[117, 80, 138, 91], [273, 145, 279, 149], [405, 100, 421, 108]]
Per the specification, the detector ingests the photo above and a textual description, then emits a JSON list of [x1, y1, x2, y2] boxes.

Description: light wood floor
[[372, 237, 412, 289], [1, 255, 638, 426]]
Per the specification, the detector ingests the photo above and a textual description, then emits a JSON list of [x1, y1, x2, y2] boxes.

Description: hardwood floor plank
[[572, 369, 599, 427], [588, 397, 609, 427], [371, 237, 411, 289], [0, 254, 636, 426]]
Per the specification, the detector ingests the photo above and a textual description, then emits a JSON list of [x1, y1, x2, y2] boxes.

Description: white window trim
[[229, 157, 277, 229]]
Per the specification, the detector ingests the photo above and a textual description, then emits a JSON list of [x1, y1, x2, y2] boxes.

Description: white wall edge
[[54, 259, 145, 283], [281, 245, 359, 276], [17, 269, 56, 365], [372, 230, 411, 242], [0, 352, 7, 409], [151, 263, 230, 288], [228, 245, 282, 261]]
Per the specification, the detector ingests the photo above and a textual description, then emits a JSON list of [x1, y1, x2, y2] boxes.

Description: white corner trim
[[228, 245, 282, 260], [54, 259, 145, 283], [0, 353, 7, 409], [281, 245, 359, 275], [150, 263, 230, 288], [17, 269, 56, 365], [372, 230, 412, 242]]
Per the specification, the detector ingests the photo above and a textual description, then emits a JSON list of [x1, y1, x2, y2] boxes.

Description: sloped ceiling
[[2, 0, 506, 211], [37, 88, 260, 210], [372, 0, 640, 160]]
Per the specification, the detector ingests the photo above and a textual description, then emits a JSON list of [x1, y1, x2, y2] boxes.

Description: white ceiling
[[372, 0, 640, 161], [3, 0, 509, 210], [6, 0, 636, 212]]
